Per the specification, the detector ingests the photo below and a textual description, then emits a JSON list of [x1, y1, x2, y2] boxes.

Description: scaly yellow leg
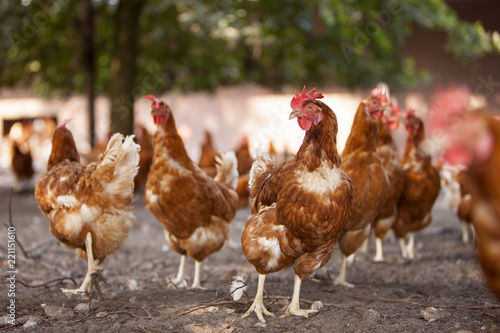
[[242, 274, 274, 323]]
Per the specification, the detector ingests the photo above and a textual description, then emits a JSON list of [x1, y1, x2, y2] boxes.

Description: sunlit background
[[1, 0, 499, 187]]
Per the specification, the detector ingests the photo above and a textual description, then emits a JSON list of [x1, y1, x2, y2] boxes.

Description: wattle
[[387, 120, 399, 131], [153, 114, 170, 125], [298, 117, 312, 131]]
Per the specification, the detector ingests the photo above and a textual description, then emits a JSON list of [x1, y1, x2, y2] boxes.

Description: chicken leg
[[242, 274, 275, 322], [191, 260, 203, 289], [374, 237, 385, 262], [62, 232, 102, 295], [170, 254, 188, 287], [407, 232, 415, 259], [461, 221, 470, 244], [398, 237, 409, 258], [333, 254, 354, 288], [282, 274, 318, 318]]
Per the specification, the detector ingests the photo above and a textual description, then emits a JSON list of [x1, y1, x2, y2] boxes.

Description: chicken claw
[[333, 255, 355, 288], [62, 233, 103, 295], [281, 274, 319, 319], [169, 254, 188, 288], [282, 307, 318, 319], [242, 274, 274, 322]]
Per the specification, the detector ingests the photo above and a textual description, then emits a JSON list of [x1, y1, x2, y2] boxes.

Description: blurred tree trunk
[[82, 0, 96, 147], [109, 0, 144, 136]]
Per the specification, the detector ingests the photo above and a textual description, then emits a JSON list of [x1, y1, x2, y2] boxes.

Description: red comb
[[371, 86, 388, 104], [404, 108, 416, 120], [290, 86, 324, 109], [57, 119, 71, 128], [145, 94, 160, 109]]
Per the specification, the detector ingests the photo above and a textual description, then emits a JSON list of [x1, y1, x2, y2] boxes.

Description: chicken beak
[[289, 109, 301, 120]]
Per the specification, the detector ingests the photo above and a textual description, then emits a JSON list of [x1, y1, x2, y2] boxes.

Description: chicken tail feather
[[249, 151, 276, 187], [98, 133, 141, 199], [214, 151, 239, 190]]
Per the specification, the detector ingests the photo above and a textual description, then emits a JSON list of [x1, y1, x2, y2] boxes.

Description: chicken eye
[[307, 104, 314, 111]]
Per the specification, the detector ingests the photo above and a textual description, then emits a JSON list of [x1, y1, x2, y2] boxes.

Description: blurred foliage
[[1, 0, 499, 98]]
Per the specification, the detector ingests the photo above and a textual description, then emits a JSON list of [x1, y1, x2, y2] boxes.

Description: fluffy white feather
[[230, 275, 247, 301], [249, 151, 276, 187], [101, 133, 141, 195], [214, 151, 239, 189]]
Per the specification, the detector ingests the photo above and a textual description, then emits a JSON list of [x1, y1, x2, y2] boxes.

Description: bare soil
[[1, 184, 499, 333]]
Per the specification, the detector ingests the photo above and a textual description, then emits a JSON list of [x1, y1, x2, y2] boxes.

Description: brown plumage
[[144, 95, 239, 289], [393, 112, 441, 259], [235, 173, 251, 208], [241, 87, 354, 322], [198, 129, 219, 178], [235, 135, 254, 176], [435, 109, 499, 296], [372, 113, 406, 262], [35, 124, 139, 295], [233, 135, 254, 208], [334, 90, 391, 287], [467, 113, 500, 296], [456, 168, 476, 243], [428, 89, 500, 296], [11, 141, 34, 183]]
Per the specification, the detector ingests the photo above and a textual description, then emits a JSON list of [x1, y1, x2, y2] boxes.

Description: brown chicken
[[8, 121, 35, 190], [393, 110, 441, 259], [429, 104, 500, 296], [234, 135, 254, 208], [372, 103, 406, 262], [235, 173, 251, 208], [144, 95, 239, 289], [198, 129, 219, 178], [241, 87, 354, 322], [11, 140, 34, 187], [34, 121, 140, 295], [236, 135, 254, 176], [334, 87, 391, 287]]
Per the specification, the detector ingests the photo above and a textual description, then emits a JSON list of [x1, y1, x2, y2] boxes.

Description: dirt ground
[[1, 178, 500, 333]]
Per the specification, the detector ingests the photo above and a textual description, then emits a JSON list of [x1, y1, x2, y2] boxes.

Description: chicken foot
[[191, 260, 205, 289], [398, 237, 409, 258], [407, 232, 415, 259], [333, 254, 354, 288], [62, 232, 102, 295], [170, 254, 188, 287], [461, 220, 475, 244], [282, 274, 318, 319], [242, 273, 275, 323], [374, 237, 385, 262]]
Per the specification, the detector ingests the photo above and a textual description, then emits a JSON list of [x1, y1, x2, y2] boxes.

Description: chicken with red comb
[[371, 103, 406, 262], [144, 94, 239, 289], [241, 87, 353, 321], [35, 121, 140, 295], [333, 89, 391, 287], [289, 86, 325, 131], [393, 109, 441, 260]]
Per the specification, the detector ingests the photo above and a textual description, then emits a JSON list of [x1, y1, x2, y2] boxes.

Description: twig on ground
[[0, 324, 17, 331], [14, 277, 77, 288]]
